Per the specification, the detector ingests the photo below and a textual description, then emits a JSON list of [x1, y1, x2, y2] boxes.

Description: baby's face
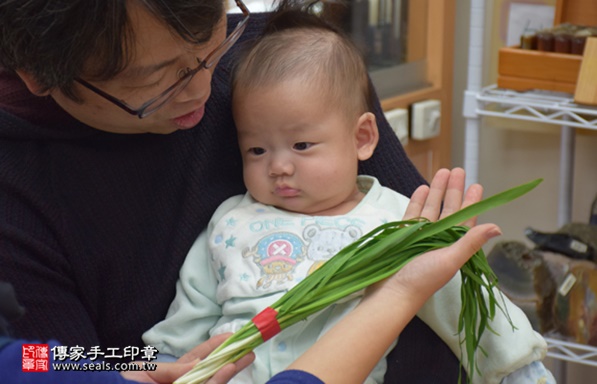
[[233, 79, 370, 216]]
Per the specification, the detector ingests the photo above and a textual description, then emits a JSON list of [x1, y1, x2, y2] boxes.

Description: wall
[[452, 0, 597, 381]]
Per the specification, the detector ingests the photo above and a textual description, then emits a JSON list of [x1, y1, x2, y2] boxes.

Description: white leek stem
[[174, 334, 261, 384]]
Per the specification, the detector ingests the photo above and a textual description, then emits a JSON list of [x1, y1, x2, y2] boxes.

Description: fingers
[[424, 223, 501, 296], [178, 333, 232, 363], [414, 223, 502, 296], [234, 352, 255, 372], [205, 363, 237, 384], [419, 168, 450, 221], [206, 353, 256, 384], [402, 168, 484, 225], [140, 360, 197, 384], [402, 185, 430, 220], [437, 168, 465, 220], [402, 168, 452, 221], [445, 223, 501, 272], [375, 223, 502, 305], [177, 334, 255, 384], [460, 183, 483, 227]]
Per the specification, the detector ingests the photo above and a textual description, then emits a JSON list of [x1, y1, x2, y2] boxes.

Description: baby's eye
[[249, 147, 265, 155], [293, 142, 312, 151]]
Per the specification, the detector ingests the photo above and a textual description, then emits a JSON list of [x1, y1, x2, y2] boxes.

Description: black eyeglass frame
[[75, 0, 250, 119]]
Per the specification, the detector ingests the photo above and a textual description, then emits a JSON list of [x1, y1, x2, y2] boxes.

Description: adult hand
[[291, 223, 502, 384], [121, 360, 196, 384], [403, 168, 483, 227], [385, 167, 492, 304], [121, 334, 255, 384], [179, 334, 255, 384], [370, 223, 501, 304]]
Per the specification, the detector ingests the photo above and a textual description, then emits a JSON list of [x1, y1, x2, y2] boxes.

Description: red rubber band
[[252, 307, 281, 341]]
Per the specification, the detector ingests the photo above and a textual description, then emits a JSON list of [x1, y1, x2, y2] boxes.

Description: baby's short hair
[[232, 3, 374, 117]]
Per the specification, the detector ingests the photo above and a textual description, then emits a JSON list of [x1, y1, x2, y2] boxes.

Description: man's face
[[50, 2, 226, 134]]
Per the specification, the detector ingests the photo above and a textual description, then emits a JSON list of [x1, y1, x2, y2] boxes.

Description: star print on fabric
[[240, 273, 250, 281], [226, 217, 237, 227], [225, 235, 237, 248], [218, 265, 226, 281]]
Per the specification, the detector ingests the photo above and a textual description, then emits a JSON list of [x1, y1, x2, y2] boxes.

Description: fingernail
[[487, 226, 502, 239]]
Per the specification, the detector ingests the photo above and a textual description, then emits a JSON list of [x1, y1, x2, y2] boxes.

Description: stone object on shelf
[[525, 223, 597, 262], [488, 241, 597, 347]]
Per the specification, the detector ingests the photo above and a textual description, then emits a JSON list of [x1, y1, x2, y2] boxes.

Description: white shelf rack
[[463, 85, 597, 379], [545, 336, 597, 368], [464, 85, 597, 228], [474, 85, 597, 130]]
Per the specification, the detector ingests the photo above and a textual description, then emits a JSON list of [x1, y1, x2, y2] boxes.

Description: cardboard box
[[574, 37, 597, 105], [497, 0, 597, 93]]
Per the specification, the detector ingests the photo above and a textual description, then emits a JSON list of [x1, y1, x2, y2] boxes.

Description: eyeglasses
[[75, 0, 250, 119]]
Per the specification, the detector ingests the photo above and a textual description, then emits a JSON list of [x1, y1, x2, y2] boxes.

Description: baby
[[144, 6, 551, 384]]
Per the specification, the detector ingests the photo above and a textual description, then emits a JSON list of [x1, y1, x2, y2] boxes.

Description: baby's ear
[[15, 70, 51, 96], [355, 112, 379, 161]]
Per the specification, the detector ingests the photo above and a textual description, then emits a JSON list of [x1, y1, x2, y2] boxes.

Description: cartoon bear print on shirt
[[302, 224, 362, 274]]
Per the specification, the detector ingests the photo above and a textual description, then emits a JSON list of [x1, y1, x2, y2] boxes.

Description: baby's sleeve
[[142, 229, 222, 357], [416, 273, 549, 384], [500, 361, 556, 384], [142, 195, 246, 357]]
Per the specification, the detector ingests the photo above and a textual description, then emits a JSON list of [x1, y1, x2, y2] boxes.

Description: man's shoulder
[[228, 10, 270, 38]]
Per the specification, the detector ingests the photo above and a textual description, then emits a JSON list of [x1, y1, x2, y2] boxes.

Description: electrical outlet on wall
[[411, 99, 441, 140], [384, 108, 409, 145]]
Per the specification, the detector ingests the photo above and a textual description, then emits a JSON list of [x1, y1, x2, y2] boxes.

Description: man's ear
[[355, 112, 379, 161], [15, 70, 51, 96]]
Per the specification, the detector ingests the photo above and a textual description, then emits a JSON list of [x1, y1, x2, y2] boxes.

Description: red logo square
[[22, 344, 49, 372]]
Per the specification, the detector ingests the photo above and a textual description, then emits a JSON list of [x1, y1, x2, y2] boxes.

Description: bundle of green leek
[[175, 179, 542, 384]]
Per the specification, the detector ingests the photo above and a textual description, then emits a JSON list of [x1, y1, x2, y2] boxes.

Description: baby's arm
[[142, 229, 222, 357], [501, 361, 555, 384], [143, 195, 247, 357], [416, 274, 550, 384]]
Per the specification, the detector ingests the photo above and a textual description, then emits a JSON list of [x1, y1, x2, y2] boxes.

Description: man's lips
[[173, 105, 205, 129]]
